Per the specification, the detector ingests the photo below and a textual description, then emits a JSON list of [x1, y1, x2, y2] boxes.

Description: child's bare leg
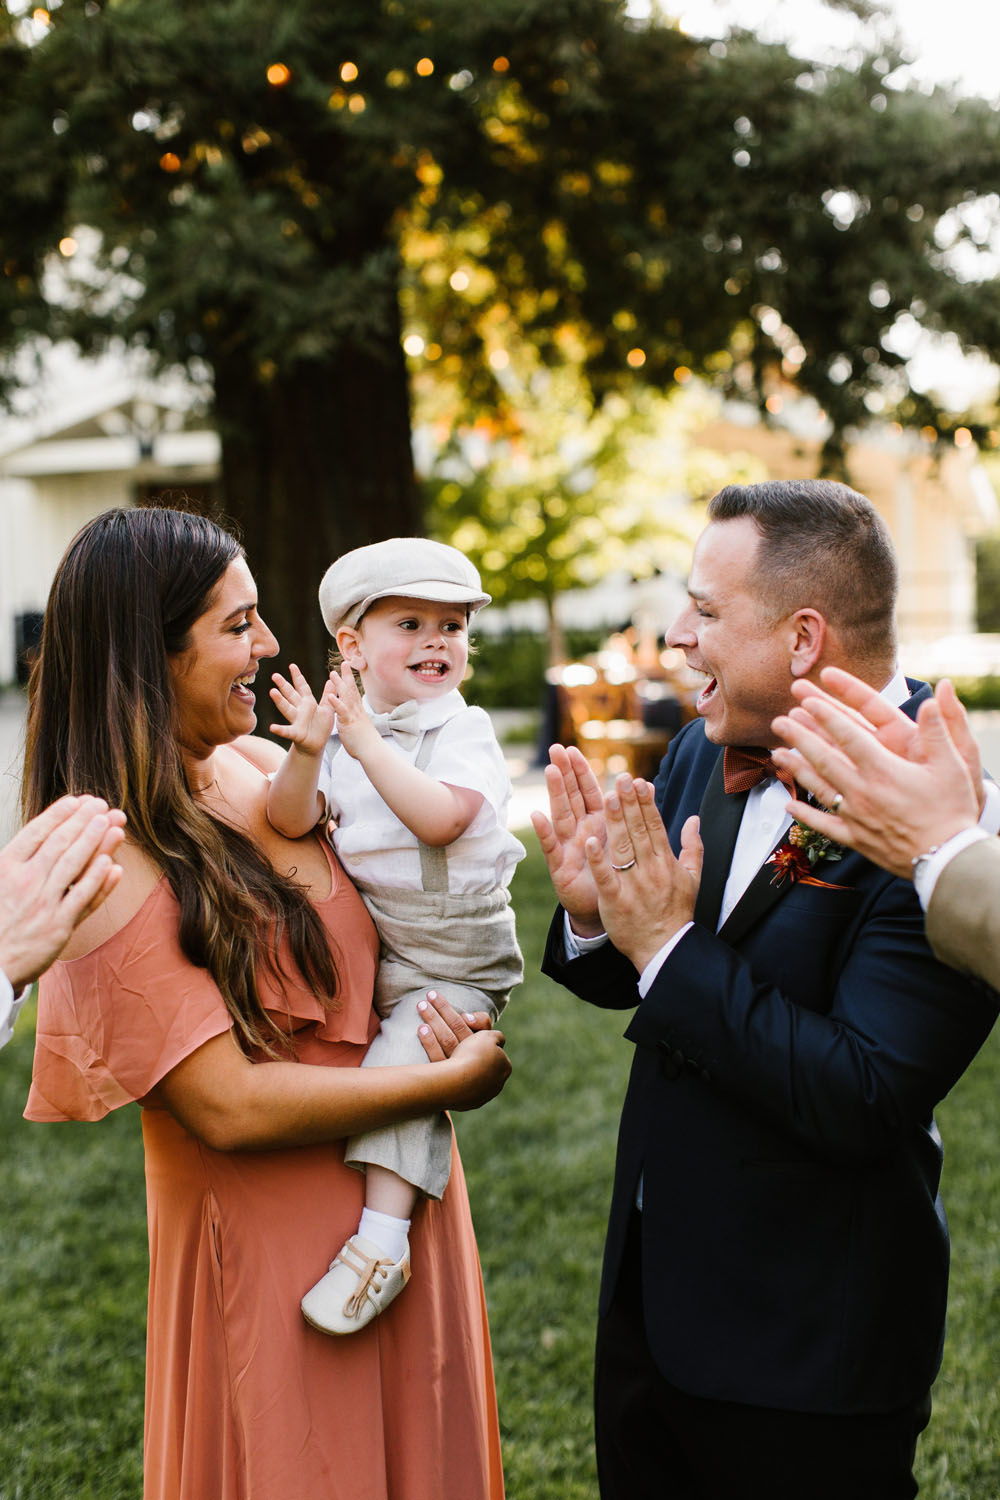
[[365, 1164, 418, 1223], [356, 1165, 414, 1265]]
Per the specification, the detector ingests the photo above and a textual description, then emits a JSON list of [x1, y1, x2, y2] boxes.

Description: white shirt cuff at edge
[[0, 971, 29, 1051], [913, 827, 990, 911], [562, 912, 694, 996], [978, 777, 1000, 835], [562, 914, 608, 958], [911, 780, 1000, 909]]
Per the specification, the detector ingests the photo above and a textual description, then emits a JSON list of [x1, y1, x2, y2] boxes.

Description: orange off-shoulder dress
[[25, 844, 505, 1500]]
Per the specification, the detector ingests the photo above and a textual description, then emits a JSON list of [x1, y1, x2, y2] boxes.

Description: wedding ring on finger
[[830, 792, 844, 813], [611, 858, 637, 872]]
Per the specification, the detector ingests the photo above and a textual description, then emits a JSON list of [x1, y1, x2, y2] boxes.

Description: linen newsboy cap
[[319, 537, 492, 633]]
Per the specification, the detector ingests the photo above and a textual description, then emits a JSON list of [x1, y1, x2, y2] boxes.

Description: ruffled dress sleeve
[[25, 854, 378, 1123]]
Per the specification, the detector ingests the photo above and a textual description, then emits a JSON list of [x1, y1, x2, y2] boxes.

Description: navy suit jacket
[[542, 682, 998, 1415]]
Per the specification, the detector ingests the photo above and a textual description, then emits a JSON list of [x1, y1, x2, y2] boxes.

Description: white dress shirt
[[0, 971, 28, 1051]]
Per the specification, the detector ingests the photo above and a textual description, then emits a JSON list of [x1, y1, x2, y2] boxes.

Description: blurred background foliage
[[3, 0, 1000, 678]]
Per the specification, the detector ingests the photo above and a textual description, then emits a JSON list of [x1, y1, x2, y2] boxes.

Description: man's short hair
[[707, 479, 898, 666]]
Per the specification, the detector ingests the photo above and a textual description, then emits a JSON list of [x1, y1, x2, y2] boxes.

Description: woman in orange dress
[[22, 506, 511, 1500]]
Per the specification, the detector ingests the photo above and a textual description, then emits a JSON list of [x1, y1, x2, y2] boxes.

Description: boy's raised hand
[[325, 663, 381, 759], [269, 663, 338, 757]]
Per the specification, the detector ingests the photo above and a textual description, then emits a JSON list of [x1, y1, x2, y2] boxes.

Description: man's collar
[[881, 666, 910, 707]]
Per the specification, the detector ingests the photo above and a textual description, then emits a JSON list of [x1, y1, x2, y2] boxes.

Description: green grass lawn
[[1, 842, 998, 1498]]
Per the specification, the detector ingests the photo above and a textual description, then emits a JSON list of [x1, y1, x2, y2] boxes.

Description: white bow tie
[[368, 700, 422, 747]]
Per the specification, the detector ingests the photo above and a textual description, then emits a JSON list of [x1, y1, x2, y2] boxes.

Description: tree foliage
[[2, 0, 1000, 675], [422, 365, 762, 659]]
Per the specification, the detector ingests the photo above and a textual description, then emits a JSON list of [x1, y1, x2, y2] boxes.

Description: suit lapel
[[694, 754, 788, 942], [717, 845, 789, 945], [693, 753, 747, 931], [902, 679, 931, 718]]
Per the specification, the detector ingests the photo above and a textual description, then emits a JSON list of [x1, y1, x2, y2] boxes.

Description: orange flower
[[768, 820, 846, 890], [768, 844, 813, 887]]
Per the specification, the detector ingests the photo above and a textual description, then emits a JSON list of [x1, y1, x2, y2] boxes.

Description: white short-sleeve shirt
[[0, 971, 27, 1050], [319, 690, 526, 896]]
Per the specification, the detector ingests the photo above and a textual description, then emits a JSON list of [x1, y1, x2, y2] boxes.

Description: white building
[[0, 352, 219, 682]]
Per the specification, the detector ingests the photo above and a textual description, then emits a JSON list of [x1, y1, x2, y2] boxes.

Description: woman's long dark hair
[[22, 505, 339, 1056]]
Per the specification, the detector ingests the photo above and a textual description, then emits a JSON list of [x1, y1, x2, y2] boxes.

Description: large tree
[[2, 0, 1000, 675]]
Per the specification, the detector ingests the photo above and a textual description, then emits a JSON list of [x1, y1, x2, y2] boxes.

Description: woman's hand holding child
[[415, 989, 511, 1109]]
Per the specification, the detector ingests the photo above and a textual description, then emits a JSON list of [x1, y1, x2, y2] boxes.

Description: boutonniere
[[768, 820, 845, 890]]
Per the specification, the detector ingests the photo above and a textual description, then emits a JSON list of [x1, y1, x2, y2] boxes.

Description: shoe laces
[[335, 1240, 392, 1321]]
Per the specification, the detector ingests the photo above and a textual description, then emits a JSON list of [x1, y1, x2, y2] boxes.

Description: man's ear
[[336, 624, 364, 670], [789, 609, 826, 678]]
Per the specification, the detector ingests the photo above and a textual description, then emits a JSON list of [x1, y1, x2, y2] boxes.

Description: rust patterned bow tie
[[722, 746, 797, 798]]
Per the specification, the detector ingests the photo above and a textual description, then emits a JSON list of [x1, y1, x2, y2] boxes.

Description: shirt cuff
[[562, 912, 609, 959], [978, 778, 1000, 835], [0, 971, 29, 1050], [913, 827, 990, 910], [637, 923, 695, 996]]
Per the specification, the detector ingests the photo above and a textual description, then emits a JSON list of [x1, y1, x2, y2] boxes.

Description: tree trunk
[[213, 331, 421, 712], [545, 593, 568, 668]]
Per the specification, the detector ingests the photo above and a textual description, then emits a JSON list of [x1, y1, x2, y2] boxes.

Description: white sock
[[358, 1207, 410, 1263]]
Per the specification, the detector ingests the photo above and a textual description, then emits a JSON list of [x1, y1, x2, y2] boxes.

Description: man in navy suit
[[533, 480, 999, 1499]]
